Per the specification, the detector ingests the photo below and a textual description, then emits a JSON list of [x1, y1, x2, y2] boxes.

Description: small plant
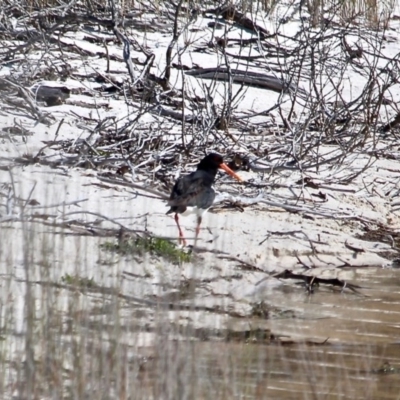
[[101, 236, 191, 264], [61, 274, 98, 288]]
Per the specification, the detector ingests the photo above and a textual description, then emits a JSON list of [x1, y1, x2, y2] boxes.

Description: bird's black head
[[197, 153, 224, 172], [196, 153, 243, 182]]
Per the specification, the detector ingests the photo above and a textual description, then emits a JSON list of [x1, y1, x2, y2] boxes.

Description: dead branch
[[206, 4, 270, 39], [0, 78, 55, 125], [185, 68, 307, 97]]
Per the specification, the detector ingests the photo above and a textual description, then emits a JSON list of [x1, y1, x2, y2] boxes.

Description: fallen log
[[185, 67, 307, 97]]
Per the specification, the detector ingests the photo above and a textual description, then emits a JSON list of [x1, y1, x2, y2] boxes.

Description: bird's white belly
[[181, 206, 208, 217]]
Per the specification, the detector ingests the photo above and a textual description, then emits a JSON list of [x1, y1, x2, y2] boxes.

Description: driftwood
[[206, 4, 270, 38], [271, 270, 364, 294], [153, 104, 200, 123], [342, 37, 363, 59], [31, 85, 70, 106], [185, 68, 307, 97], [381, 112, 400, 133], [0, 78, 55, 125]]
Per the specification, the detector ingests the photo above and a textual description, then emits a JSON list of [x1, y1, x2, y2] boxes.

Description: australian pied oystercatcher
[[166, 153, 242, 246]]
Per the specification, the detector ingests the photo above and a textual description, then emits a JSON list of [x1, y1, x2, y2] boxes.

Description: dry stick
[[220, 193, 379, 224], [112, 20, 138, 84], [180, 52, 186, 150], [221, 24, 251, 141], [164, 0, 184, 87], [25, 278, 246, 316], [6, 186, 14, 216], [295, 253, 312, 269], [308, 183, 355, 194], [236, 102, 282, 119], [62, 211, 137, 232], [83, 139, 101, 156], [258, 229, 327, 246], [54, 118, 64, 141], [29, 198, 89, 209], [344, 240, 365, 253], [216, 255, 265, 273], [153, 102, 199, 122], [21, 182, 37, 212], [284, 23, 356, 171], [97, 176, 169, 200], [0, 215, 21, 223], [7, 168, 16, 216], [246, 152, 345, 173], [103, 39, 110, 73], [335, 154, 377, 186], [0, 78, 54, 125], [132, 53, 155, 86], [381, 112, 400, 133], [185, 68, 305, 94], [222, 27, 234, 131]]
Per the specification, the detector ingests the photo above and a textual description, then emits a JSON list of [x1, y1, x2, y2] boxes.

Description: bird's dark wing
[[167, 171, 215, 213]]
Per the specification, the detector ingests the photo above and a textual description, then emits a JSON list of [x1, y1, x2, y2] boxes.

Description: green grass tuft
[[61, 274, 98, 288], [101, 236, 191, 264]]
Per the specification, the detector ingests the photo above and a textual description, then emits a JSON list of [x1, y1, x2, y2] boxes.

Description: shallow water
[[132, 268, 400, 400], [187, 341, 400, 400], [1, 166, 400, 399]]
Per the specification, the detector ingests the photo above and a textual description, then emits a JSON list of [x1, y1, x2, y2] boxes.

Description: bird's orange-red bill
[[219, 163, 243, 182]]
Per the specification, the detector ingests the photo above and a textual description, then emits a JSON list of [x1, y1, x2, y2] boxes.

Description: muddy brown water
[[2, 225, 400, 399], [137, 267, 400, 400]]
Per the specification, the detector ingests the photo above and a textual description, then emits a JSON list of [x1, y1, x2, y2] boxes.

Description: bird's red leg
[[194, 216, 202, 246], [174, 213, 187, 246]]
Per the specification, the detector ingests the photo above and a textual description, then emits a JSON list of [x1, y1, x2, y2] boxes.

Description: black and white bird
[[166, 153, 242, 246]]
